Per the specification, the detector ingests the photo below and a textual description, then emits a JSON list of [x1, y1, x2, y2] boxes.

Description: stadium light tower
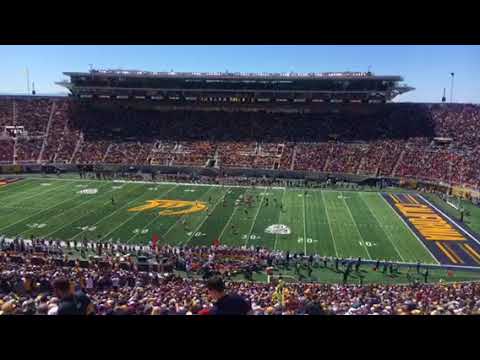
[[450, 72, 455, 103], [26, 68, 30, 95]]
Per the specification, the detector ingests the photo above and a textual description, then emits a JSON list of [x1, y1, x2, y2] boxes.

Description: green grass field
[[0, 176, 438, 264]]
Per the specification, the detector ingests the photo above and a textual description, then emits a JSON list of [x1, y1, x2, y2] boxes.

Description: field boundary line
[[341, 191, 372, 259], [320, 190, 339, 257], [380, 193, 440, 265], [360, 193, 405, 262], [218, 188, 247, 242], [183, 187, 230, 246], [0, 182, 75, 232], [103, 184, 179, 242], [245, 188, 268, 247], [68, 185, 156, 241], [418, 194, 480, 246], [40, 184, 125, 239]]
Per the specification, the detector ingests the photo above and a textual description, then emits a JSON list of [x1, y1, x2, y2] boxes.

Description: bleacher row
[[1, 98, 479, 189]]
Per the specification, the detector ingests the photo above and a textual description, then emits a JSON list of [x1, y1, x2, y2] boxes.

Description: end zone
[[383, 192, 480, 267]]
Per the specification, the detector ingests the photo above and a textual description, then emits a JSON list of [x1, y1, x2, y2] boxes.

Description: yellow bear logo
[[128, 200, 208, 216]]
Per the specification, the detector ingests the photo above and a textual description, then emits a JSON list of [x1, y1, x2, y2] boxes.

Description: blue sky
[[0, 45, 479, 103]]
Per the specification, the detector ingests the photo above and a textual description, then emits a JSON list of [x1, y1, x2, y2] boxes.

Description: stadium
[[1, 63, 480, 315]]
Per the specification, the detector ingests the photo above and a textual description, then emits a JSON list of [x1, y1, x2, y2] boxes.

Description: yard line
[[0, 179, 40, 197], [13, 185, 111, 237], [0, 179, 36, 195], [40, 185, 123, 238], [69, 185, 154, 241], [0, 181, 71, 207], [273, 187, 287, 251], [320, 190, 339, 257], [360, 193, 405, 261], [218, 189, 247, 242], [0, 182, 74, 232], [340, 191, 371, 259], [183, 187, 230, 246], [102, 185, 179, 242], [379, 193, 440, 265], [163, 186, 216, 240], [303, 190, 307, 256], [245, 189, 267, 247]]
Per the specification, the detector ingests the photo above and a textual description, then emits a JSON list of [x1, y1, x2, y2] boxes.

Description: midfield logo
[[128, 200, 208, 216]]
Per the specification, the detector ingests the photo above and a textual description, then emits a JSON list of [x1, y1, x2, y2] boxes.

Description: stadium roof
[[63, 69, 403, 81]]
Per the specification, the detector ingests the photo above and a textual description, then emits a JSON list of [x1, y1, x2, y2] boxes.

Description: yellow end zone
[[393, 201, 465, 241]]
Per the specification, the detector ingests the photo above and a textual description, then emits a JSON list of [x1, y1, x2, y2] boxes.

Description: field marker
[[40, 184, 123, 238], [183, 187, 230, 246], [0, 178, 39, 197], [320, 190, 339, 258], [340, 191, 371, 259], [360, 193, 405, 262], [380, 193, 440, 265], [162, 187, 216, 242], [0, 182, 75, 232], [102, 185, 178, 242], [68, 185, 157, 241], [218, 189, 247, 243], [0, 178, 36, 195], [0, 180, 71, 207], [245, 188, 268, 247], [273, 187, 287, 251]]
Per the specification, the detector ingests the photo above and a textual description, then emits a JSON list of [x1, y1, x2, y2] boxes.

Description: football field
[[2, 176, 480, 266]]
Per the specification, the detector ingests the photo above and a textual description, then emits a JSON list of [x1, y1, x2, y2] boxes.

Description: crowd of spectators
[[0, 140, 13, 164], [2, 238, 480, 315], [0, 97, 479, 189]]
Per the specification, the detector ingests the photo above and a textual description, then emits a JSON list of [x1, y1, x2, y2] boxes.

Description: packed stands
[[2, 240, 480, 315], [0, 96, 479, 189]]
